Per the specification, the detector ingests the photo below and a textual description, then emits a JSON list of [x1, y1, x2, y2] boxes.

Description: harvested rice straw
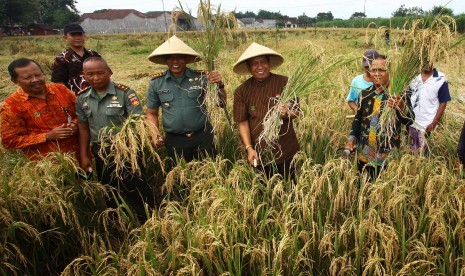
[[175, 0, 237, 133], [98, 114, 164, 178], [379, 15, 456, 144]]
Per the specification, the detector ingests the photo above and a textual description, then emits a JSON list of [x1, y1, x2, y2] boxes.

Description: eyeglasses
[[368, 68, 388, 74]]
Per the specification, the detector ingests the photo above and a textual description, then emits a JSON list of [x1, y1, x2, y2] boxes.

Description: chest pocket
[[158, 90, 174, 103], [187, 86, 203, 99], [106, 107, 124, 116]]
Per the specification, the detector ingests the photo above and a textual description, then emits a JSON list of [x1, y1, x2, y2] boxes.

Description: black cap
[[64, 24, 84, 34]]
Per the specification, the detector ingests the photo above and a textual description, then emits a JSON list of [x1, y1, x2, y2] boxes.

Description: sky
[[75, 0, 464, 19]]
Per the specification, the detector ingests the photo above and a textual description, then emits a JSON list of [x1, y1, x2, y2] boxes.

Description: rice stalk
[[98, 114, 164, 178]]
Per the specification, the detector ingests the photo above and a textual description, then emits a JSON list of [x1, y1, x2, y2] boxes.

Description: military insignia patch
[[128, 93, 135, 98], [130, 96, 140, 106], [250, 106, 256, 111], [33, 112, 40, 117]]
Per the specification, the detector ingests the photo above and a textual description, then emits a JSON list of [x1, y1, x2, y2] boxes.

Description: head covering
[[362, 49, 379, 67], [233, 42, 284, 75], [148, 35, 201, 65], [64, 24, 84, 34]]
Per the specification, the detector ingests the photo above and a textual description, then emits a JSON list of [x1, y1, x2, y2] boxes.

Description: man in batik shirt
[[1, 58, 78, 159]]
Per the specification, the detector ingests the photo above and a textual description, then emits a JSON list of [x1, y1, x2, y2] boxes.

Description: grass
[[1, 24, 465, 275]]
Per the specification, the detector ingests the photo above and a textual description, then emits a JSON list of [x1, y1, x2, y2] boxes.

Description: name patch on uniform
[[189, 86, 201, 91], [107, 103, 123, 108], [130, 96, 140, 106], [158, 89, 170, 94]]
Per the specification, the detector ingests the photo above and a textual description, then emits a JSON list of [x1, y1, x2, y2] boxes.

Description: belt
[[167, 129, 203, 138]]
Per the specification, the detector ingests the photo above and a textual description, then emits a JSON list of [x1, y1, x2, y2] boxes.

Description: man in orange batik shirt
[[1, 58, 78, 159]]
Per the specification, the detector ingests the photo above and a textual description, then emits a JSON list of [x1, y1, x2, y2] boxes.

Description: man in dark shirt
[[51, 24, 100, 94], [233, 42, 300, 180]]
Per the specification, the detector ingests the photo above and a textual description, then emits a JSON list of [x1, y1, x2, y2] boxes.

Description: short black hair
[[8, 58, 44, 80], [83, 56, 110, 69]]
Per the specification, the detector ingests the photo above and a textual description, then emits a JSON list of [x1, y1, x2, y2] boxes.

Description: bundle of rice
[[98, 114, 164, 178]]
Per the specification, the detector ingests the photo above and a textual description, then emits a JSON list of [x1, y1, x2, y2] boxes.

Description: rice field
[[1, 27, 465, 275]]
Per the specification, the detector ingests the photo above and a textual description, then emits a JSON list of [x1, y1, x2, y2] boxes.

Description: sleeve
[[438, 81, 451, 103], [233, 88, 248, 123], [349, 92, 363, 140], [126, 89, 143, 115], [145, 81, 161, 110], [0, 101, 47, 150], [457, 120, 465, 165], [346, 78, 359, 102], [51, 55, 69, 85], [75, 96, 88, 124]]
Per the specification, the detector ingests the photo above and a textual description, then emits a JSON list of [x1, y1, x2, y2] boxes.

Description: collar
[[66, 47, 90, 55], [164, 67, 198, 81], [88, 81, 116, 99], [419, 68, 438, 82], [251, 72, 274, 87]]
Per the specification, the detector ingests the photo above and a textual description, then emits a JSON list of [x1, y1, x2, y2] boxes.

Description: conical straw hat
[[233, 42, 284, 74], [148, 35, 201, 65]]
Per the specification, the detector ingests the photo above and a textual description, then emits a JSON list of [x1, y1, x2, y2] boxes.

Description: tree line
[[1, 0, 80, 29], [0, 2, 461, 31], [234, 5, 456, 23]]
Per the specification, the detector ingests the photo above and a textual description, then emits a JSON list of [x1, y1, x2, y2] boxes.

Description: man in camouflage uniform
[[52, 23, 100, 94], [76, 57, 153, 218]]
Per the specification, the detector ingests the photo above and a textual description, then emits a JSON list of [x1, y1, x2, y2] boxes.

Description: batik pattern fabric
[[51, 47, 100, 94], [0, 83, 79, 159]]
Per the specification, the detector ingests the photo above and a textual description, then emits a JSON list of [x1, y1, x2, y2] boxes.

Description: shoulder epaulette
[[150, 72, 165, 80], [77, 86, 91, 95], [115, 83, 131, 92]]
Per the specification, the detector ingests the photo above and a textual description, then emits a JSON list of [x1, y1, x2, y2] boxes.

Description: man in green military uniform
[[146, 35, 226, 167], [76, 56, 154, 218]]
